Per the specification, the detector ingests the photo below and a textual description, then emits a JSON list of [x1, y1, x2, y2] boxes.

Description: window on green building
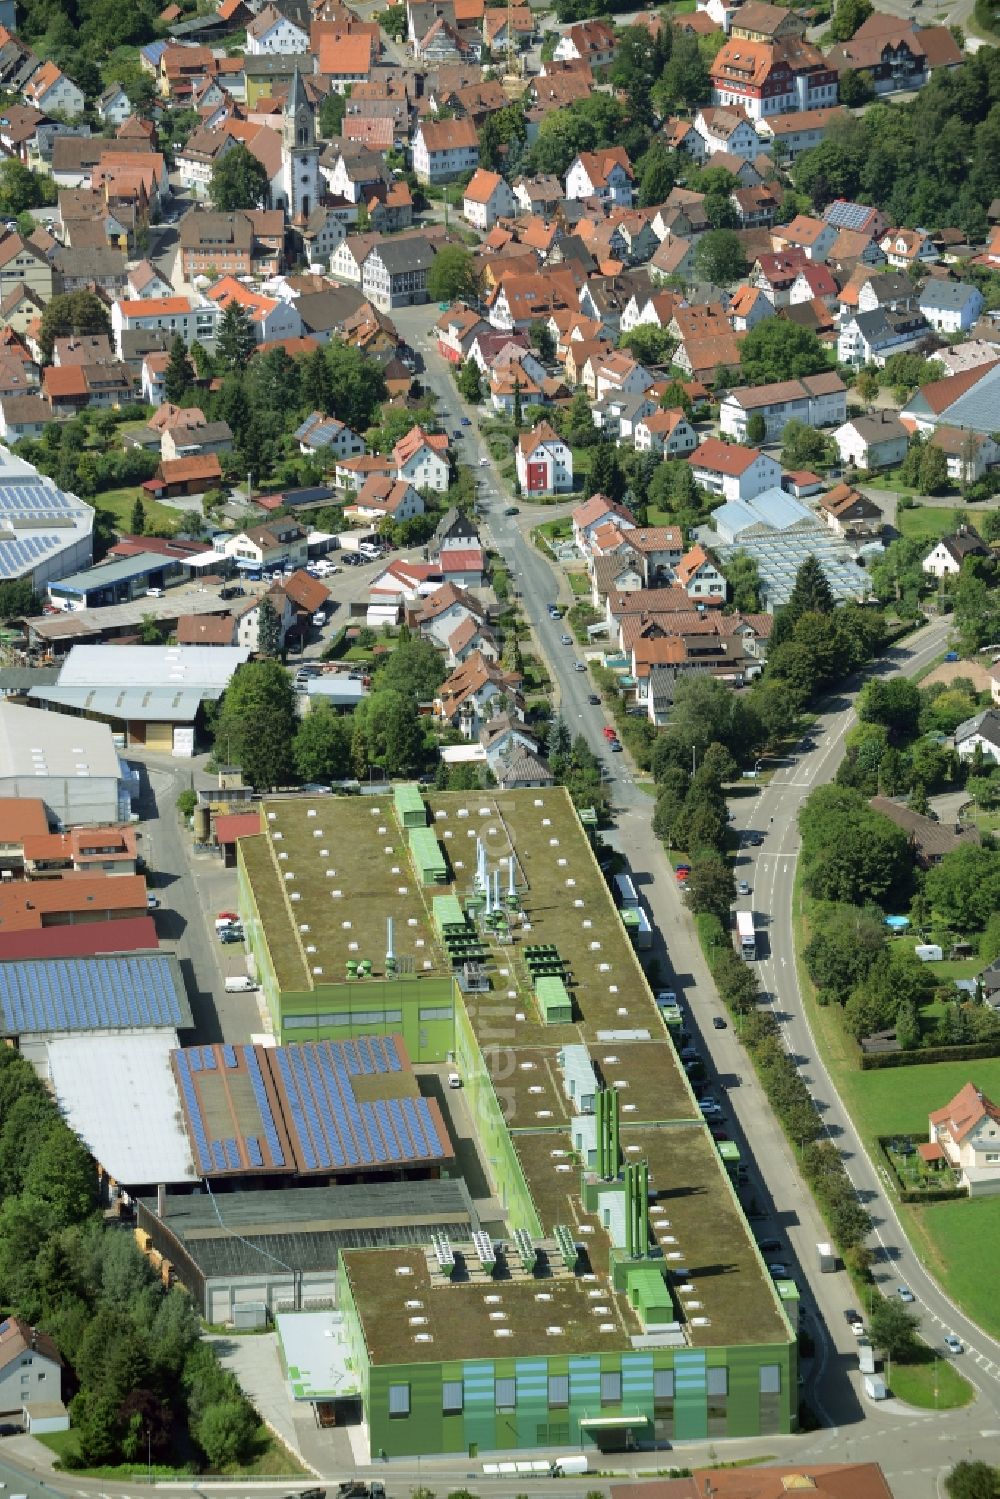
[[419, 1006, 452, 1021], [759, 1364, 781, 1435], [388, 1384, 410, 1418], [442, 1380, 463, 1414], [600, 1371, 622, 1406], [653, 1368, 674, 1442], [496, 1377, 516, 1412], [548, 1374, 569, 1409], [653, 1370, 674, 1399], [706, 1365, 728, 1437]]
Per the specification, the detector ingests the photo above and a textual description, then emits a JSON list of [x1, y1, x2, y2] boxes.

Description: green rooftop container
[[432, 893, 466, 936], [626, 1265, 674, 1328], [394, 782, 427, 829], [535, 974, 572, 1024], [409, 826, 447, 884]]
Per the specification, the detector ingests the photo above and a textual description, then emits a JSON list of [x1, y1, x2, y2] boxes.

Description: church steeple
[[280, 66, 319, 223]]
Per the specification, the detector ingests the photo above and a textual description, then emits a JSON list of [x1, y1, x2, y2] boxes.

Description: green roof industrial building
[[235, 785, 797, 1459]]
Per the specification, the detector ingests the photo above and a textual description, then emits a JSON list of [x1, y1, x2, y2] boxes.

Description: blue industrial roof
[[0, 955, 190, 1036], [50, 551, 175, 596]]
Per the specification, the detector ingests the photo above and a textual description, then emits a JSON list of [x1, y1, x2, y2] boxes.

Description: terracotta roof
[[518, 419, 563, 456], [317, 32, 374, 74], [611, 1464, 895, 1499], [929, 1082, 1000, 1144], [689, 437, 763, 476], [573, 494, 636, 530], [913, 360, 1000, 415], [214, 810, 263, 844], [418, 117, 478, 152], [158, 453, 223, 483], [176, 614, 236, 644], [0, 797, 49, 842], [0, 1317, 62, 1373], [464, 168, 505, 205]]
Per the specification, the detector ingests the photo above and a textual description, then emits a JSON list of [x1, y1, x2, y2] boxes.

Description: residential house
[[416, 580, 487, 650], [731, 183, 779, 228], [773, 213, 838, 263], [233, 588, 296, 652], [203, 277, 301, 345], [361, 237, 435, 312], [446, 614, 497, 665], [816, 482, 883, 537], [752, 249, 808, 306], [245, 4, 309, 53], [462, 169, 516, 232], [927, 427, 1000, 486], [954, 709, 1000, 763], [833, 411, 909, 471], [675, 544, 727, 601], [511, 173, 563, 216], [411, 118, 479, 185], [0, 394, 53, 441], [756, 103, 847, 157], [316, 33, 376, 93], [902, 360, 1000, 436], [719, 372, 847, 441], [552, 19, 616, 66], [731, 2, 807, 41], [687, 437, 782, 501], [160, 420, 232, 462], [672, 331, 744, 384], [709, 35, 838, 119], [393, 424, 450, 492], [434, 649, 523, 735], [572, 494, 637, 553], [727, 284, 774, 332], [789, 263, 838, 308], [23, 61, 85, 117], [918, 280, 984, 335], [42, 362, 134, 416], [96, 83, 131, 125], [0, 1317, 62, 1415], [922, 525, 989, 578], [870, 795, 980, 870], [0, 234, 55, 304], [219, 518, 310, 573], [294, 412, 366, 459], [111, 294, 217, 354], [516, 420, 573, 495], [837, 305, 930, 367], [346, 476, 424, 523], [179, 209, 276, 279], [880, 227, 937, 270], [693, 106, 761, 160], [926, 1082, 1000, 1196], [633, 407, 699, 457], [564, 148, 634, 208]]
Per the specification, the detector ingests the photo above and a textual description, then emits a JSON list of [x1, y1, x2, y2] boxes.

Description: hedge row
[[861, 1039, 1000, 1070]]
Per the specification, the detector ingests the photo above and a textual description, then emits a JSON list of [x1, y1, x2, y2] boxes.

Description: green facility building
[[235, 786, 797, 1458]]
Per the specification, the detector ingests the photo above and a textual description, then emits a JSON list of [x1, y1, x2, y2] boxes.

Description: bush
[[861, 1039, 1000, 1070]]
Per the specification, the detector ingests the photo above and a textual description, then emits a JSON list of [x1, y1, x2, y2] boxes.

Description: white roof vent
[[307, 809, 316, 818], [494, 1328, 513, 1338], [546, 1325, 564, 1336], [408, 1316, 427, 1326], [395, 1265, 413, 1276]]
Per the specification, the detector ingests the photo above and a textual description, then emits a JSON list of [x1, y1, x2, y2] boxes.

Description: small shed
[[536, 974, 572, 1025], [395, 781, 427, 828], [408, 826, 446, 884], [915, 943, 943, 962]]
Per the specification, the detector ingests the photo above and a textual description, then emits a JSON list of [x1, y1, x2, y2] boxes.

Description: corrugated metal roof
[[0, 953, 190, 1035], [0, 915, 158, 961]]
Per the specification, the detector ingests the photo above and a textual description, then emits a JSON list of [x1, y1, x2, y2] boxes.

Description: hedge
[[861, 1040, 1000, 1070]]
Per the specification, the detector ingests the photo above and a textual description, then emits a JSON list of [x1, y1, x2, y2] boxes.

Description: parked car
[[504, 504, 519, 514], [712, 1015, 727, 1030], [897, 1285, 915, 1303], [767, 1263, 789, 1279], [610, 740, 623, 752], [699, 1099, 722, 1117], [738, 880, 751, 896], [657, 990, 677, 1007], [846, 1311, 865, 1336], [146, 894, 160, 910], [757, 1238, 783, 1255], [560, 633, 572, 645], [221, 928, 244, 944], [461, 417, 471, 426], [573, 661, 586, 672], [587, 693, 601, 705]]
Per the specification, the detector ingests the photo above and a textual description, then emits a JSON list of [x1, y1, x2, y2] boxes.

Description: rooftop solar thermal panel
[[303, 1046, 346, 1168]]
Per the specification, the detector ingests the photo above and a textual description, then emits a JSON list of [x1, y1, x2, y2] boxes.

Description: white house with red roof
[[516, 420, 573, 495], [345, 476, 424, 523], [564, 148, 634, 207], [926, 1082, 1000, 1195], [462, 168, 516, 231], [412, 118, 479, 185], [675, 543, 727, 601], [572, 494, 637, 553], [688, 437, 782, 501], [633, 407, 699, 457], [204, 276, 302, 344], [393, 424, 450, 492]]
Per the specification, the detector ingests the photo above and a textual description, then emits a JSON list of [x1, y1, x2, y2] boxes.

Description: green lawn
[[896, 505, 963, 543], [568, 572, 590, 595], [96, 486, 183, 537], [889, 1346, 975, 1409]]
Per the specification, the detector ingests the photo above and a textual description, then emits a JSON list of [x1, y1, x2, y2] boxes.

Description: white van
[[224, 976, 257, 993]]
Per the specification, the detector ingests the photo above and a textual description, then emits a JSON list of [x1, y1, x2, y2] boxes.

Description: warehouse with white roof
[[0, 701, 133, 826], [27, 644, 252, 756], [707, 489, 872, 611]]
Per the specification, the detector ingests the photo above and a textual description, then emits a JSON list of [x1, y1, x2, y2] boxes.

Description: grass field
[[95, 486, 184, 537], [896, 505, 965, 543], [38, 1423, 306, 1479], [889, 1346, 975, 1409], [794, 872, 1000, 1337]]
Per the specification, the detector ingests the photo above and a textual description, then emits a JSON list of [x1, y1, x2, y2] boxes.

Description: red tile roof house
[[926, 1082, 1000, 1195], [572, 494, 637, 554], [687, 437, 782, 502], [516, 420, 573, 495]]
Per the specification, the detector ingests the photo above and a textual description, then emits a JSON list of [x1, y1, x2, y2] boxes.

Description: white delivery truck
[[550, 1457, 589, 1477], [224, 975, 257, 992], [858, 1340, 875, 1375], [863, 1373, 887, 1401], [816, 1241, 837, 1273]]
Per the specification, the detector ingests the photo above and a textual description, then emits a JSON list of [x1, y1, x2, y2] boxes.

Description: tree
[[858, 677, 922, 739], [894, 995, 920, 1050], [214, 660, 298, 789], [164, 334, 195, 405], [838, 67, 875, 107], [564, 387, 597, 447], [619, 325, 674, 366], [0, 576, 37, 621], [653, 674, 764, 777], [739, 319, 830, 384], [918, 441, 950, 496], [351, 688, 424, 777], [588, 442, 624, 502], [746, 412, 767, 446], [195, 1398, 259, 1468], [24, 1120, 97, 1228], [946, 1463, 1000, 1499], [216, 298, 256, 370], [804, 904, 887, 1004], [376, 639, 446, 700], [869, 1296, 919, 1360], [685, 852, 734, 920], [209, 143, 269, 211], [831, 0, 874, 39], [512, 378, 523, 430], [427, 246, 477, 303], [319, 90, 347, 137], [129, 495, 146, 536], [722, 549, 762, 613], [38, 291, 112, 365], [326, 343, 388, 431], [781, 554, 836, 630], [694, 229, 747, 286], [926, 844, 1000, 931], [657, 33, 710, 111], [799, 784, 910, 906], [256, 597, 282, 659], [780, 419, 833, 470], [530, 321, 556, 361], [0, 158, 56, 216], [638, 142, 677, 207], [856, 369, 880, 405]]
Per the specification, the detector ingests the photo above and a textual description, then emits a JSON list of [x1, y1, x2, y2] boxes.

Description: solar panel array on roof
[[715, 530, 870, 609], [823, 200, 873, 231], [0, 482, 83, 518], [0, 535, 63, 580], [0, 955, 185, 1035]]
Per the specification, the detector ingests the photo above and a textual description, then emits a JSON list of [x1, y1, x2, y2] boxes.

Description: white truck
[[550, 1456, 589, 1477], [817, 1241, 837, 1273], [736, 909, 756, 959]]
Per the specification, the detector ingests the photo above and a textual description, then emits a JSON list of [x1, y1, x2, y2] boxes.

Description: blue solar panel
[[375, 1100, 402, 1160], [202, 1046, 217, 1069], [388, 1097, 415, 1157], [242, 1045, 285, 1167], [211, 1141, 226, 1171], [276, 1049, 317, 1170], [175, 1053, 212, 1172], [0, 956, 184, 1035], [224, 1138, 240, 1169], [246, 1136, 263, 1167], [190, 1050, 202, 1072], [223, 1045, 238, 1068]]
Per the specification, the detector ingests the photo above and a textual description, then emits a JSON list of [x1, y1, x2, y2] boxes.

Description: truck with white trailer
[[736, 909, 756, 959]]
